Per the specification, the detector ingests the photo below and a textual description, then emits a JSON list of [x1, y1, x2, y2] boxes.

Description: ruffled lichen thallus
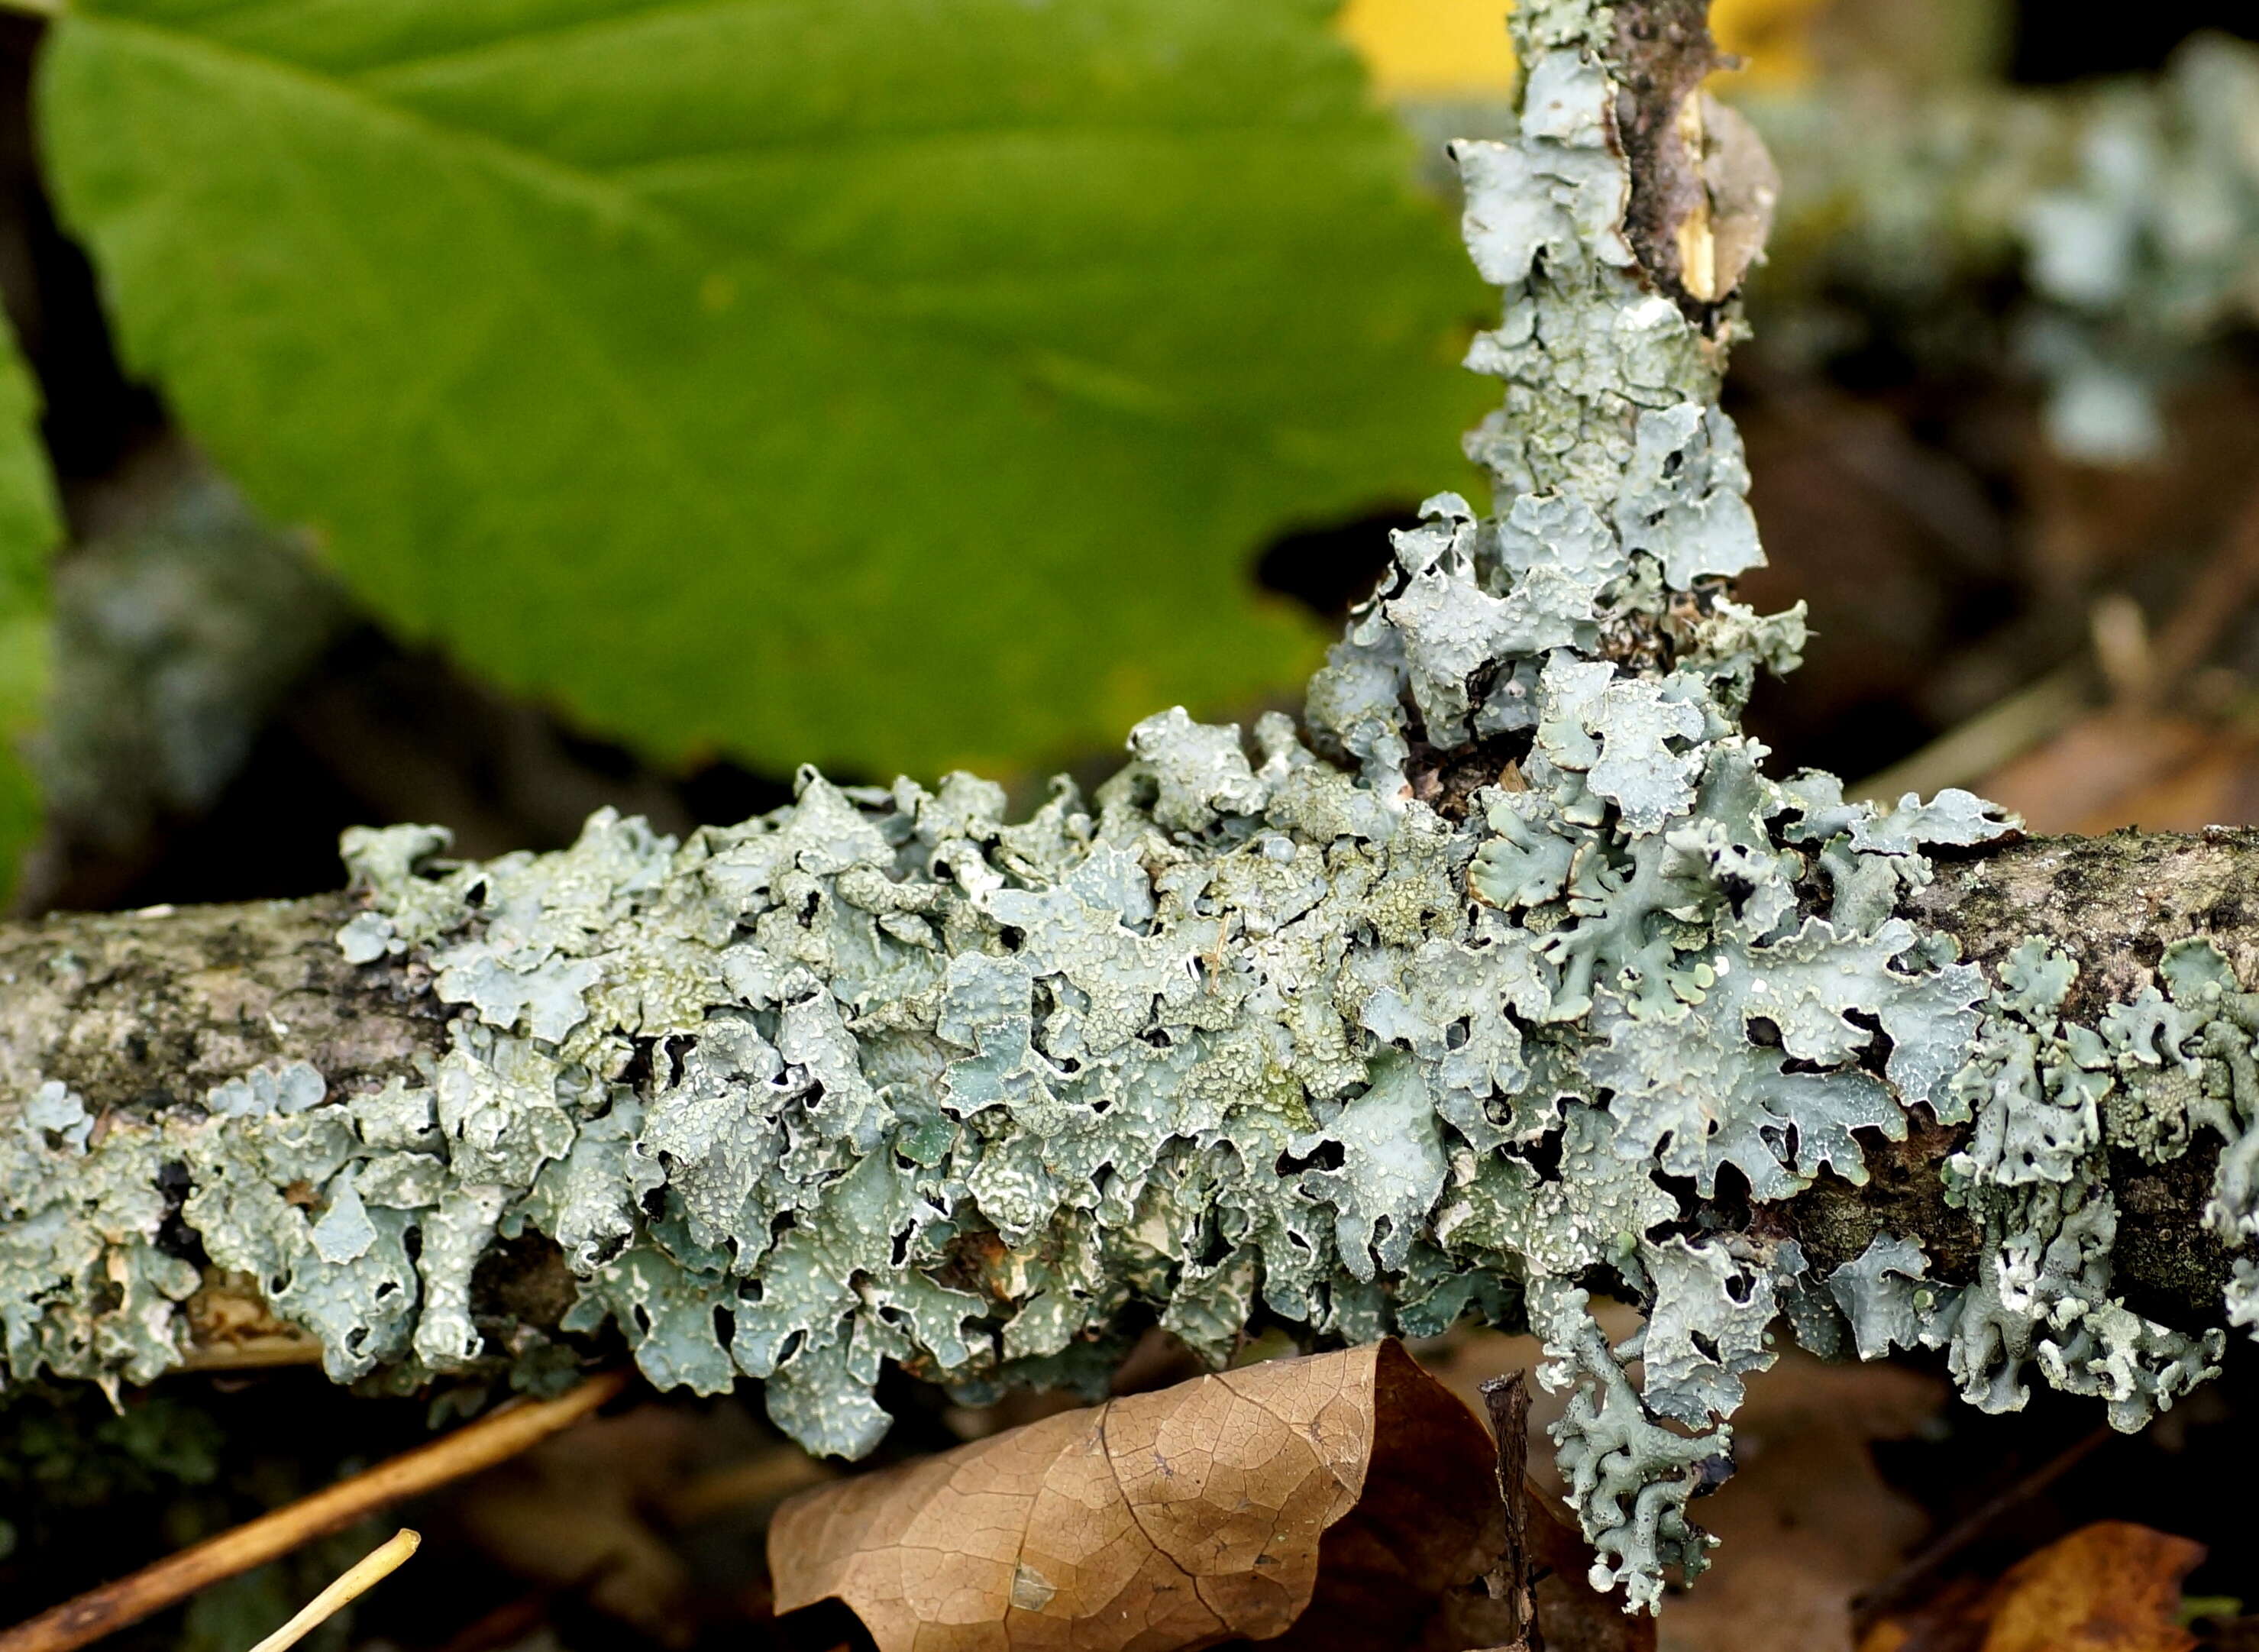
[[5, 0, 2258, 1616]]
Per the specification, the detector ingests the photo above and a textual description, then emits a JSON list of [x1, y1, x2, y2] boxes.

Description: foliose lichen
[[1403, 33, 2259, 467], [1811, 935, 2235, 1433], [21, 461, 346, 904], [1742, 34, 2259, 464], [7, 0, 2259, 1618]]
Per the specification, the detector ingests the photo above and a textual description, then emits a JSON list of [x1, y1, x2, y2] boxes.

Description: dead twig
[[246, 1529, 420, 1652], [1850, 1424, 2112, 1636], [1479, 1373, 1539, 1651], [0, 1369, 629, 1652]]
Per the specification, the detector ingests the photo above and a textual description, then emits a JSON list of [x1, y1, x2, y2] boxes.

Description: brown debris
[[1609, 0, 1726, 315], [444, 1403, 705, 1644], [1479, 1374, 1539, 1649], [1859, 1522, 2206, 1652], [0, 1369, 629, 1652], [1662, 1355, 1941, 1652], [1973, 712, 2259, 838], [769, 1341, 1517, 1652]]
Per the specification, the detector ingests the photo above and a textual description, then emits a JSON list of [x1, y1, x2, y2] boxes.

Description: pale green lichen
[[9, 0, 2259, 1620], [1806, 935, 2244, 1435], [21, 462, 347, 904], [1404, 34, 2259, 467], [1826, 1234, 1952, 1363], [1744, 34, 2259, 464]]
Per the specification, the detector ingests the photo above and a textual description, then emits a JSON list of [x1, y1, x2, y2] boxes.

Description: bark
[[0, 892, 444, 1125], [1607, 0, 1726, 314], [4, 829, 2253, 1353]]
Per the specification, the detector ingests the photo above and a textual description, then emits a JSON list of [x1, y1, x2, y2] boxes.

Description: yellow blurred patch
[[1713, 0, 1827, 89], [1337, 0, 1824, 95], [1334, 0, 1515, 96]]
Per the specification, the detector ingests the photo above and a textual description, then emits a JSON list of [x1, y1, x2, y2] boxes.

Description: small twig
[[1851, 661, 2089, 803], [176, 1337, 328, 1374], [1851, 1424, 2112, 1634], [0, 1369, 629, 1652], [246, 1529, 420, 1652], [1479, 1372, 1540, 1652]]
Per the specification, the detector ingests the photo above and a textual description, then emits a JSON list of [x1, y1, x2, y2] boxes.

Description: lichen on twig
[[6, 0, 2259, 1618]]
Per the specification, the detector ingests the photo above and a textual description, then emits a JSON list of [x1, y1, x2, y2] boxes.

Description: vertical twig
[[1481, 1372, 1541, 1652]]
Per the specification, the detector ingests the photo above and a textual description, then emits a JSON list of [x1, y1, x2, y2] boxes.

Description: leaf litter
[[768, 1339, 1636, 1652], [1859, 1522, 2206, 1652]]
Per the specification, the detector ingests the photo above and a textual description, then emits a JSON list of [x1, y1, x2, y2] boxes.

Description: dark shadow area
[[2010, 0, 2259, 82]]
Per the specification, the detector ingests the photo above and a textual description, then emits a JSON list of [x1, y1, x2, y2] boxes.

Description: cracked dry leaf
[[768, 1340, 1511, 1652]]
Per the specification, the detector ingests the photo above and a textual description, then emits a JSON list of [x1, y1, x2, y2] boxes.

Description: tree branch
[[0, 892, 443, 1123], [2, 829, 2248, 1355], [5, 0, 2253, 1618]]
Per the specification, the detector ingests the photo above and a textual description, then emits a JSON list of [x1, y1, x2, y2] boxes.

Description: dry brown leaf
[[1973, 710, 2259, 836], [768, 1340, 1519, 1652], [1695, 92, 1779, 302], [1854, 1574, 1996, 1652], [1979, 1523, 2205, 1652], [1857, 1523, 2206, 1652]]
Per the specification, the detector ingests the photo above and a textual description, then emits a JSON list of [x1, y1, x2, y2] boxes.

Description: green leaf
[[0, 318, 60, 903], [39, 0, 1488, 776]]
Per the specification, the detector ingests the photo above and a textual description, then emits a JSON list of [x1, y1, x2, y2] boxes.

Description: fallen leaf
[[1857, 1523, 2206, 1652], [769, 1340, 1519, 1652], [1973, 710, 2259, 836], [1854, 1576, 1994, 1652], [1979, 1523, 2204, 1652]]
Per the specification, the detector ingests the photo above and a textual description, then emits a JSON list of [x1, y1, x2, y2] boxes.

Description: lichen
[[1798, 935, 2246, 1437], [1404, 34, 2259, 469], [21, 461, 346, 906], [1738, 35, 2259, 465], [9, 0, 2259, 1621]]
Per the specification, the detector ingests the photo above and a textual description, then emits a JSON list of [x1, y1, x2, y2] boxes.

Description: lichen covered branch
[[5, 0, 2259, 1618]]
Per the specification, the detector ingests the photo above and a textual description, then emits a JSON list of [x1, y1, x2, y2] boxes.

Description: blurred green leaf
[[40, 0, 1488, 777], [0, 320, 59, 904]]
